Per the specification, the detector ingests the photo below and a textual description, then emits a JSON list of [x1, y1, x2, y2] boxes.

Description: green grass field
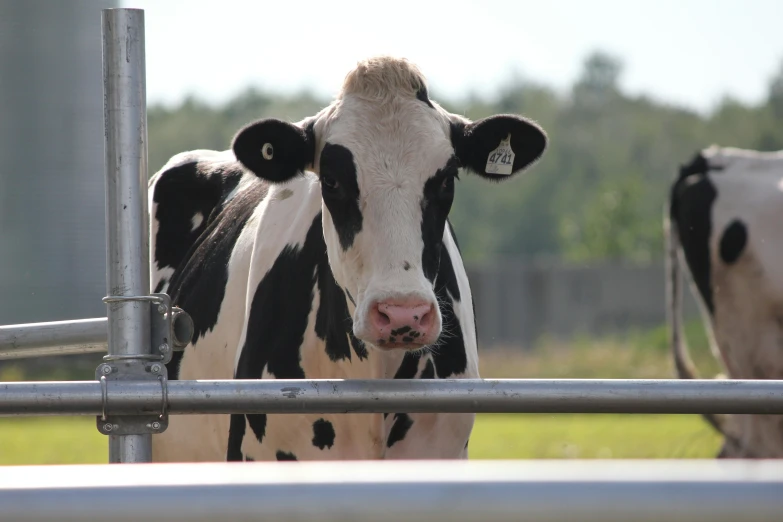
[[0, 413, 720, 465], [0, 320, 725, 465]]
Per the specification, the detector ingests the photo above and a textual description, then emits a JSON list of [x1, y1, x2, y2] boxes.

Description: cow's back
[[671, 147, 783, 457], [149, 150, 267, 461]]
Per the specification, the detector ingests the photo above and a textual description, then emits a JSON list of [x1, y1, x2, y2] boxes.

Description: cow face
[[232, 57, 547, 351]]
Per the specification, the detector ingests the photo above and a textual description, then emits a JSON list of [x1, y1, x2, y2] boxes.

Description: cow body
[[667, 145, 783, 458], [149, 57, 547, 461]]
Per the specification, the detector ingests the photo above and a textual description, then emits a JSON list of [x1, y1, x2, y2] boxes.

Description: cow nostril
[[419, 307, 434, 329], [373, 306, 391, 327]]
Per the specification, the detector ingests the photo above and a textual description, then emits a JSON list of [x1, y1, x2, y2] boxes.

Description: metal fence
[[2, 7, 783, 521]]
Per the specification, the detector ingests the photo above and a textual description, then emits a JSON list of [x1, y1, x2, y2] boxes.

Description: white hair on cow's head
[[340, 56, 428, 102]]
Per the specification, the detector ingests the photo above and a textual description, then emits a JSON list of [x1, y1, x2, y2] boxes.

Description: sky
[[124, 0, 783, 115]]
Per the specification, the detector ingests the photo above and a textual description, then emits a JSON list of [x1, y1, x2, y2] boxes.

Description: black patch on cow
[[394, 351, 422, 380], [320, 143, 363, 250], [446, 219, 478, 343], [153, 278, 167, 294], [226, 413, 247, 461], [276, 451, 298, 461], [420, 358, 435, 379], [152, 159, 244, 272], [431, 246, 468, 378], [421, 157, 460, 282], [669, 152, 721, 314], [165, 182, 268, 381], [449, 115, 547, 182], [227, 212, 364, 453], [315, 240, 368, 362], [232, 118, 316, 183], [312, 419, 336, 450], [387, 413, 414, 448], [415, 85, 435, 109], [719, 219, 748, 265]]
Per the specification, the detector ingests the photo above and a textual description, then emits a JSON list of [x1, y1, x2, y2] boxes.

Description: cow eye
[[321, 174, 339, 191]]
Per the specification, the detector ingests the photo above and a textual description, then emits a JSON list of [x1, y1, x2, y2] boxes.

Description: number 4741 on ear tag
[[485, 134, 515, 176]]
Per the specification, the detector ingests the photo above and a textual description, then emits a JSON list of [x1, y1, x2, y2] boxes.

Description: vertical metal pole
[[101, 8, 151, 463]]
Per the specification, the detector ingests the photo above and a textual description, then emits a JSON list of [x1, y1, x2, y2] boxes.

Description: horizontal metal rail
[[2, 460, 783, 522], [0, 318, 107, 360], [2, 378, 783, 417], [0, 312, 193, 360]]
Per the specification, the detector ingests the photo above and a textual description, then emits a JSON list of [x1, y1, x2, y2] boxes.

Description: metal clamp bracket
[[95, 292, 193, 436]]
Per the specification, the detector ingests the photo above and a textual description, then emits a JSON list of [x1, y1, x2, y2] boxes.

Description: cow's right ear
[[232, 118, 316, 183]]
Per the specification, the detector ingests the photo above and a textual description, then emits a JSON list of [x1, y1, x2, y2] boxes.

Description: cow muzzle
[[356, 295, 441, 350]]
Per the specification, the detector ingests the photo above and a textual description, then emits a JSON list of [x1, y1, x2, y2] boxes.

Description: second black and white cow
[[666, 145, 783, 459], [149, 56, 548, 461]]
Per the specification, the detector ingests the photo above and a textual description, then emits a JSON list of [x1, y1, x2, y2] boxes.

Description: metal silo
[[0, 0, 119, 325]]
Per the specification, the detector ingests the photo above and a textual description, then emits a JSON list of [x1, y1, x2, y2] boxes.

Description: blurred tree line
[[147, 51, 783, 265]]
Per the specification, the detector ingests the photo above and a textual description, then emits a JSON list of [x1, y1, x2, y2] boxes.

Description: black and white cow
[[666, 145, 783, 459], [149, 56, 548, 461]]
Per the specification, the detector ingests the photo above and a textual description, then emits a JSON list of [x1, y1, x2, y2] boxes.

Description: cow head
[[232, 56, 547, 351]]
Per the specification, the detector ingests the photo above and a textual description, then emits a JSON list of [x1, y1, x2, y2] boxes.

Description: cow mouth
[[375, 339, 429, 351]]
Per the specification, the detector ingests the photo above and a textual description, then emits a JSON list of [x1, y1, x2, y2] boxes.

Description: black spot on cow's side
[[312, 419, 336, 450], [153, 278, 167, 294], [719, 220, 747, 265], [276, 451, 298, 461], [320, 143, 363, 250], [315, 234, 367, 361], [246, 414, 268, 447], [421, 157, 460, 282], [237, 215, 329, 384], [165, 182, 267, 380], [415, 85, 435, 109], [669, 158, 718, 314], [431, 247, 467, 378], [152, 159, 243, 272], [420, 358, 435, 379], [387, 413, 414, 448], [226, 413, 247, 461]]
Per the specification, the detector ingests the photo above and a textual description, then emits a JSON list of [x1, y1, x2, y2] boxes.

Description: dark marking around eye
[[421, 157, 460, 283], [319, 143, 363, 250]]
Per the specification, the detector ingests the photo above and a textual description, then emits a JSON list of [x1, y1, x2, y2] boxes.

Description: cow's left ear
[[232, 117, 316, 183], [450, 114, 547, 182]]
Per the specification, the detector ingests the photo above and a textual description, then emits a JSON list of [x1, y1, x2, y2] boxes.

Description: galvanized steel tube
[[101, 7, 151, 463], [1, 379, 783, 416], [0, 318, 107, 360], [1, 460, 783, 522]]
